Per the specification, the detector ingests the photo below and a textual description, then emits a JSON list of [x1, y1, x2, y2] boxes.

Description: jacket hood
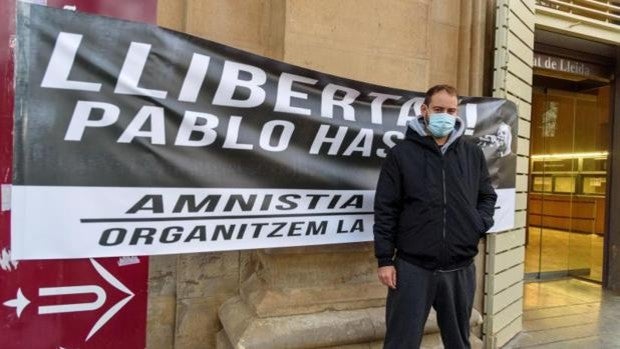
[[406, 115, 465, 154]]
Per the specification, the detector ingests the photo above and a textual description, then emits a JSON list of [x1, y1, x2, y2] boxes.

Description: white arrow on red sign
[[2, 259, 134, 341]]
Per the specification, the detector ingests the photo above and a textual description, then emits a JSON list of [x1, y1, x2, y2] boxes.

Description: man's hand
[[377, 266, 397, 289]]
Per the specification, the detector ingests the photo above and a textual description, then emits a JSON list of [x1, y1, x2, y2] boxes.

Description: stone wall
[[149, 1, 490, 348]]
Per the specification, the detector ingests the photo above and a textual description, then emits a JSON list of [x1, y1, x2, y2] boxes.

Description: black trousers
[[383, 258, 476, 349]]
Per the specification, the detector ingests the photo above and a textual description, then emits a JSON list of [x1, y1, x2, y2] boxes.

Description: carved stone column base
[[241, 273, 386, 317], [218, 297, 384, 348], [217, 296, 484, 349]]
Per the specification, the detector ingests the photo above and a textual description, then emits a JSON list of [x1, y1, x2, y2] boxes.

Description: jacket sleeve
[[373, 150, 402, 267], [476, 147, 498, 233]]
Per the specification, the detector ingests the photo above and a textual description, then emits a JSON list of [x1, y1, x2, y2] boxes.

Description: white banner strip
[[11, 186, 514, 259], [488, 188, 515, 233]]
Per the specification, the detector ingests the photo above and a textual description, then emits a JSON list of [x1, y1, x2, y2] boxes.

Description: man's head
[[421, 84, 459, 119], [420, 84, 459, 139], [496, 122, 512, 157]]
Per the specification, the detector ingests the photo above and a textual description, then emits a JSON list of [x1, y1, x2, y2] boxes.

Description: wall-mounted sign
[[1, 2, 153, 349], [533, 52, 610, 80]]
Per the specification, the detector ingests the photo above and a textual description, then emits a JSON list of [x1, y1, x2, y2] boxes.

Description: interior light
[[530, 151, 609, 160]]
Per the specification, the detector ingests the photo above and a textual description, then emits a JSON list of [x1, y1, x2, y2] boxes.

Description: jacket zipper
[[442, 164, 447, 266], [442, 167, 446, 240], [437, 142, 448, 268]]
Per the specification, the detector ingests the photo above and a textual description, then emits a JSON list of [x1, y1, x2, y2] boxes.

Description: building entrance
[[526, 83, 611, 283]]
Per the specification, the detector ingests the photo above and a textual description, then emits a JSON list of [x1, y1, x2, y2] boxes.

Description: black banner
[[12, 3, 517, 259]]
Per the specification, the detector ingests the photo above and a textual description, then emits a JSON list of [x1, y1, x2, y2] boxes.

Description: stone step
[[218, 330, 484, 349], [217, 296, 484, 348], [319, 332, 484, 349]]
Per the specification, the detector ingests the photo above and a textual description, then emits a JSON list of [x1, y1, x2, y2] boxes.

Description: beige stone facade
[[150, 1, 494, 348]]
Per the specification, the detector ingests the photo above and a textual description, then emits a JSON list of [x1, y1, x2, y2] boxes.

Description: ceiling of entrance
[[535, 29, 616, 63]]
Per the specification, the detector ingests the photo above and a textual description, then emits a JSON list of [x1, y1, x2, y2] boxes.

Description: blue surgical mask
[[427, 113, 456, 137]]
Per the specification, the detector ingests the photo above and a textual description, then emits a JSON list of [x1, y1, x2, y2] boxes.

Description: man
[[373, 84, 497, 348]]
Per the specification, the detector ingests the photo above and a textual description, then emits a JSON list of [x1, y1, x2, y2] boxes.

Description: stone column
[[607, 46, 620, 292], [153, 1, 287, 347], [146, 255, 177, 349]]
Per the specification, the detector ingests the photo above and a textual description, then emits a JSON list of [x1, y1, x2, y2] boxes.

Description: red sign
[[0, 1, 156, 348], [46, 0, 157, 23], [1, 257, 149, 348]]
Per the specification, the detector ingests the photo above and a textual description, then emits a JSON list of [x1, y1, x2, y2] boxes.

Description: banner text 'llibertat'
[[39, 32, 426, 157]]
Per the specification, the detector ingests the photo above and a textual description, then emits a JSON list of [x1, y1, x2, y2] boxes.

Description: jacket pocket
[[472, 209, 486, 235], [463, 204, 486, 236]]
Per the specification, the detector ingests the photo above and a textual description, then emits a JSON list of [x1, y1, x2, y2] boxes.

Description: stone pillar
[[153, 1, 287, 347], [146, 255, 177, 349], [281, 0, 433, 91], [457, 0, 488, 96], [606, 46, 620, 292]]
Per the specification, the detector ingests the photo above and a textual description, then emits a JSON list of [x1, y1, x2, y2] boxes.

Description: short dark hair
[[423, 84, 458, 106]]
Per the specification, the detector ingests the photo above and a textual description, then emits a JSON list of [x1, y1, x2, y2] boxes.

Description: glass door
[[526, 86, 610, 283]]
